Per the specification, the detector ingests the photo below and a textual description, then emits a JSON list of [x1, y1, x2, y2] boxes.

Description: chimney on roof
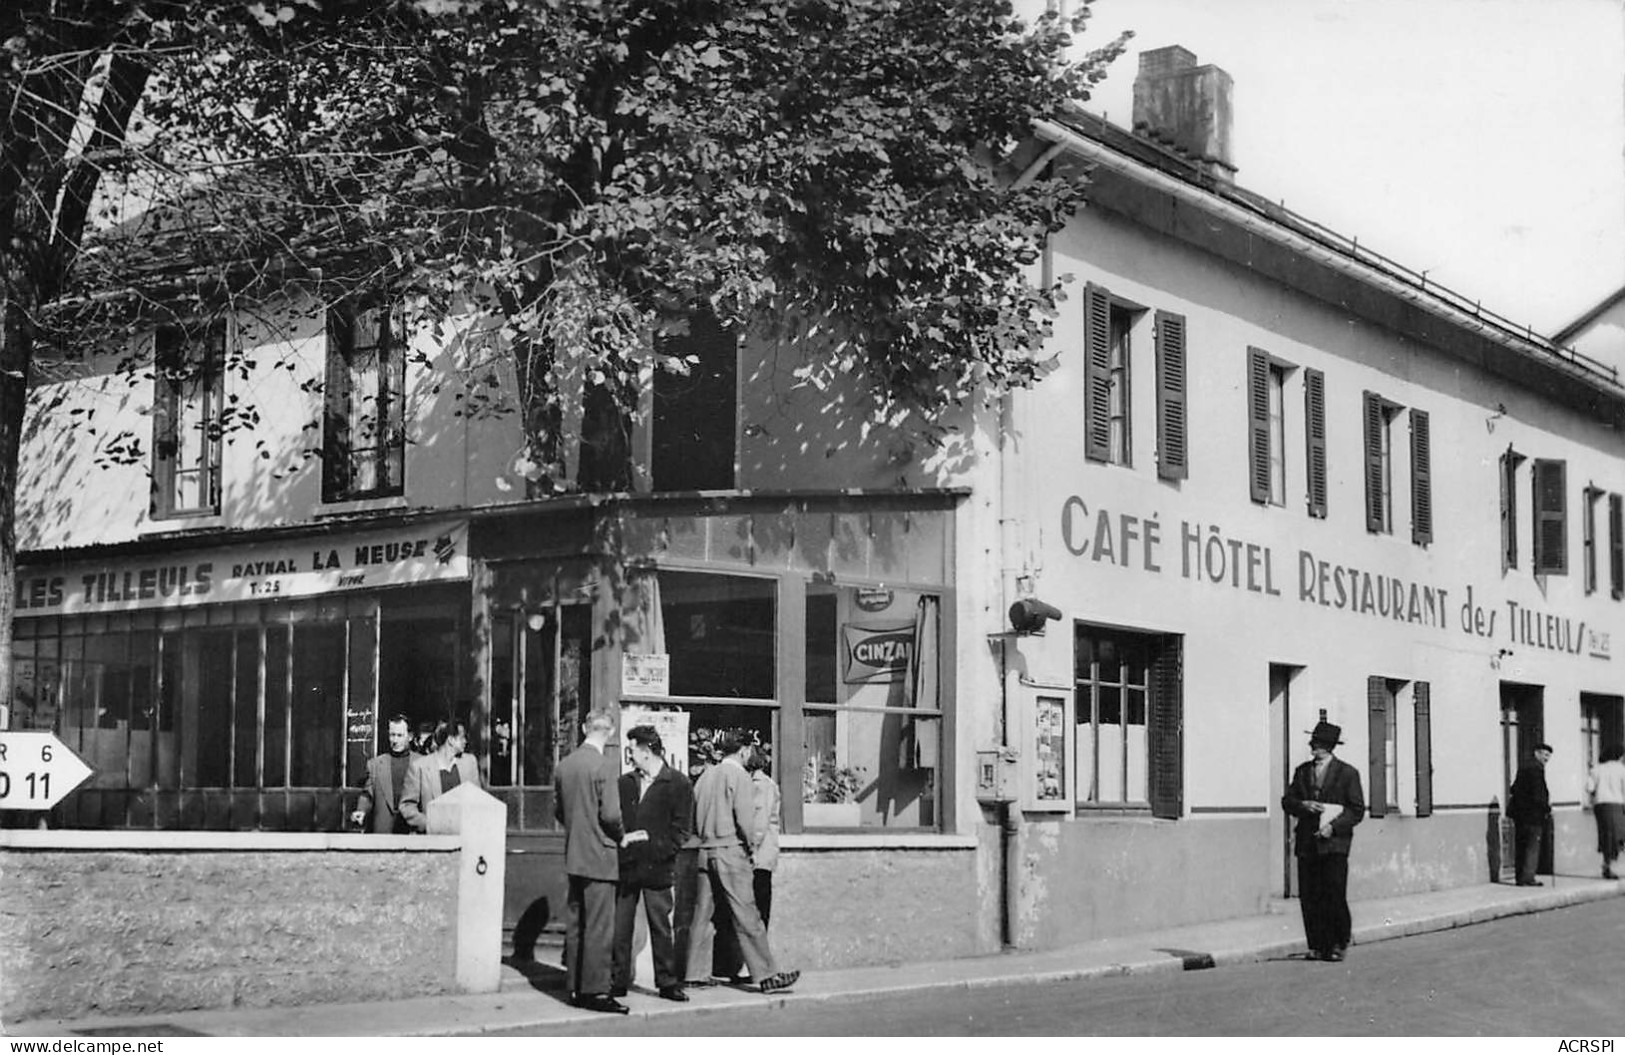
[[1131, 46, 1236, 182]]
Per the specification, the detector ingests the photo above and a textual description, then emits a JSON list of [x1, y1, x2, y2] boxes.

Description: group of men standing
[[553, 710, 799, 1015]]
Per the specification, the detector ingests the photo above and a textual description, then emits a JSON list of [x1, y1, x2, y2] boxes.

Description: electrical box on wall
[[975, 748, 1019, 804]]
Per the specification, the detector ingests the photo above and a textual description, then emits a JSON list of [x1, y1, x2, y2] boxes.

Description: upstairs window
[[152, 323, 225, 518], [1362, 391, 1404, 535], [1532, 458, 1568, 576], [324, 302, 405, 502], [1246, 348, 1291, 506], [1083, 284, 1138, 467], [652, 312, 737, 491]]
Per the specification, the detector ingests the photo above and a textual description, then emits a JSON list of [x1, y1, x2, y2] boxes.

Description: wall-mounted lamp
[[1485, 403, 1507, 433], [1008, 598, 1062, 635]]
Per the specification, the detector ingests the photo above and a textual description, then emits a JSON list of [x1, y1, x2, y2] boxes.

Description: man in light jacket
[[352, 713, 414, 834], [682, 730, 798, 994]]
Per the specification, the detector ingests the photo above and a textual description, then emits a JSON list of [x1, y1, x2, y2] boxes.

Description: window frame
[[1362, 390, 1404, 535], [1073, 621, 1182, 818], [323, 299, 407, 503], [151, 322, 227, 519], [1083, 283, 1142, 468]]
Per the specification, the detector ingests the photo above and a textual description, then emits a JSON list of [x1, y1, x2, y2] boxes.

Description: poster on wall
[[621, 653, 671, 696], [1022, 682, 1074, 812], [619, 704, 690, 776], [841, 623, 914, 685]]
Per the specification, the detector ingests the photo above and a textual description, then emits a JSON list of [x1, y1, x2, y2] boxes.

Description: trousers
[[1514, 819, 1545, 883], [612, 883, 677, 990], [1297, 852, 1351, 954], [684, 844, 777, 983], [563, 874, 617, 998]]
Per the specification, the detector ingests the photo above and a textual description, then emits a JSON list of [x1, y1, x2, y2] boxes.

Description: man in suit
[[352, 714, 414, 833], [399, 719, 482, 832], [553, 708, 627, 1014], [1282, 720, 1366, 962], [611, 725, 693, 1002], [1509, 743, 1554, 886]]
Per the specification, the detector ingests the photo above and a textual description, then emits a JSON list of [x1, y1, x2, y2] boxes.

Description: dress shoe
[[1603, 869, 1617, 880], [573, 994, 629, 1015], [683, 978, 719, 988], [657, 986, 689, 1002], [1326, 945, 1347, 962], [1302, 949, 1324, 962], [1516, 879, 1543, 887], [759, 970, 800, 993]]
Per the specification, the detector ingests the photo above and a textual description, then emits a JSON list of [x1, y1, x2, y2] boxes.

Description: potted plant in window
[[802, 755, 866, 827]]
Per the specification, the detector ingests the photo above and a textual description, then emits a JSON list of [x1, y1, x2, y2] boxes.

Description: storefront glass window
[[801, 583, 941, 829]]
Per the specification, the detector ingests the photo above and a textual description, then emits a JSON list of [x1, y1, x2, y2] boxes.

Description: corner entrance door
[[1269, 663, 1303, 898], [1499, 682, 1545, 881]]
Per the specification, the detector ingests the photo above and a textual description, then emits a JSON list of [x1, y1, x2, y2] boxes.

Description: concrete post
[[427, 784, 509, 993]]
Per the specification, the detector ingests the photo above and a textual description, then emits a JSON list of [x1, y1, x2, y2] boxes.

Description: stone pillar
[[428, 783, 509, 993]]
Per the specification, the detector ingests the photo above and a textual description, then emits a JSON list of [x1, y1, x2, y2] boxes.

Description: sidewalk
[[10, 875, 1623, 1037]]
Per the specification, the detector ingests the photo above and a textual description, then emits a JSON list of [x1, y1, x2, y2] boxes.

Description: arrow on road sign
[[0, 731, 93, 810]]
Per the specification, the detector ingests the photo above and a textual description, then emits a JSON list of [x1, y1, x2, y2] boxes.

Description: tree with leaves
[[4, 0, 1128, 714]]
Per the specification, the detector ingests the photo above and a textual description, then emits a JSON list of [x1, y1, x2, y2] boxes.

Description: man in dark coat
[[553, 708, 626, 1014], [1508, 743, 1554, 886], [611, 725, 694, 1002], [1282, 720, 1366, 962]]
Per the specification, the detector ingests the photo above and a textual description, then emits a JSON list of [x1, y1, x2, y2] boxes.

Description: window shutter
[[1610, 493, 1623, 599], [1304, 368, 1327, 519], [1154, 311, 1187, 480], [1500, 449, 1523, 572], [1414, 681, 1432, 818], [1083, 284, 1113, 463], [1532, 458, 1568, 575], [150, 329, 178, 513], [1410, 409, 1432, 545], [1584, 487, 1601, 594], [1362, 391, 1385, 533], [322, 307, 352, 503], [1367, 676, 1388, 819], [1148, 637, 1183, 820], [1246, 348, 1270, 503]]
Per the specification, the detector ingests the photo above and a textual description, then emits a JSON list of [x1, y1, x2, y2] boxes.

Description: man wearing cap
[[1508, 743, 1554, 887], [1282, 720, 1366, 962]]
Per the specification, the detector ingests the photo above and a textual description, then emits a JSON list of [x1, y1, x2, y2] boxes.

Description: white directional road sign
[[0, 731, 93, 810]]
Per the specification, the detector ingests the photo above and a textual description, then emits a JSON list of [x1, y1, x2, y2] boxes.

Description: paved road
[[492, 896, 1625, 1036]]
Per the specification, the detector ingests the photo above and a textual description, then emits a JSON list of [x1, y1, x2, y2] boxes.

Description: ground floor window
[[11, 587, 465, 830], [1581, 693, 1624, 777], [1073, 623, 1182, 818]]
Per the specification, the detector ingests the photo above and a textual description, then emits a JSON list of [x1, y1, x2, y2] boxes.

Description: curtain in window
[[903, 595, 939, 769], [628, 570, 666, 654]]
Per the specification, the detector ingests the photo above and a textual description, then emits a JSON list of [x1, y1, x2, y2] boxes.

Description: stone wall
[[0, 832, 459, 1023]]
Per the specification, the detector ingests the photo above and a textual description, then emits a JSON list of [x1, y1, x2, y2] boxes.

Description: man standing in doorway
[[554, 708, 627, 1014], [1282, 721, 1366, 962], [1509, 743, 1554, 886], [352, 714, 414, 834]]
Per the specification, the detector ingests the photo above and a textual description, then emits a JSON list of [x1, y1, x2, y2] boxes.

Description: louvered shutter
[[1304, 368, 1327, 518], [1584, 487, 1601, 594], [1154, 311, 1188, 480], [1084, 284, 1113, 463], [1247, 348, 1271, 503], [1410, 409, 1432, 545], [1610, 493, 1623, 599], [1414, 682, 1433, 818], [1148, 638, 1183, 820], [1367, 676, 1388, 818], [1532, 459, 1568, 575], [1363, 392, 1385, 533], [1501, 450, 1522, 572], [150, 329, 178, 513], [323, 307, 352, 502]]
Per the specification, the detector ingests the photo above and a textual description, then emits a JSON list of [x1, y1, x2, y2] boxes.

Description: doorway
[[1269, 663, 1304, 898], [1499, 681, 1546, 880]]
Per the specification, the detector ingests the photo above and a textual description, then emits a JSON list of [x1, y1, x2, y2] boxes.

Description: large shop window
[[1073, 624, 1182, 818], [324, 301, 407, 501], [11, 599, 394, 831], [803, 582, 941, 829], [152, 323, 225, 518]]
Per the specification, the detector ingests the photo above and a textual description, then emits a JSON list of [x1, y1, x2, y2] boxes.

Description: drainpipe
[[995, 334, 1023, 950]]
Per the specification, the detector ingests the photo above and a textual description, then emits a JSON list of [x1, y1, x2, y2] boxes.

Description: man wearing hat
[[1282, 720, 1366, 962]]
